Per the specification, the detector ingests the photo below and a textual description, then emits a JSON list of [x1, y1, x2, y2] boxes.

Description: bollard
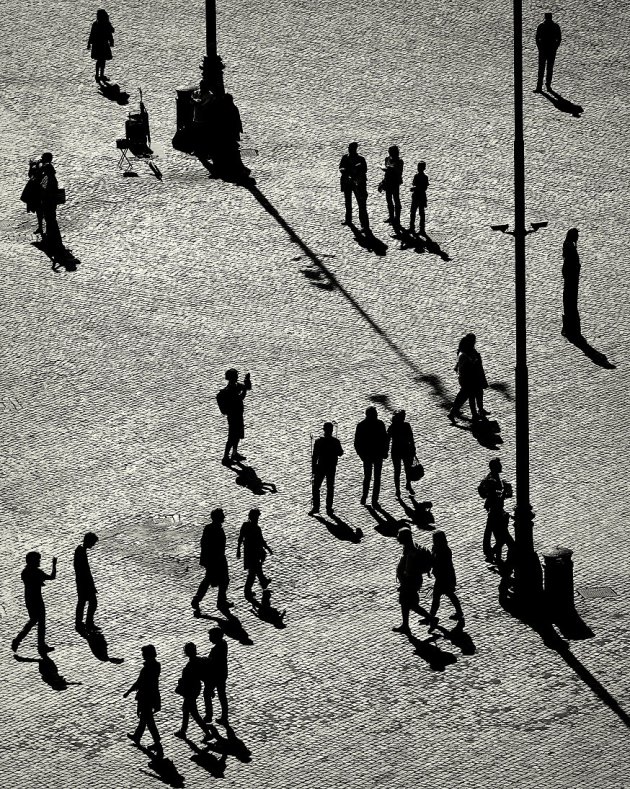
[[541, 546, 575, 619]]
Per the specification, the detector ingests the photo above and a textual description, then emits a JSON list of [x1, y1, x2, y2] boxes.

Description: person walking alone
[[354, 406, 388, 507], [427, 531, 464, 628], [309, 422, 344, 516], [387, 410, 417, 498], [237, 509, 273, 601], [478, 458, 514, 565], [191, 508, 232, 616], [124, 644, 163, 757], [217, 369, 252, 466], [380, 145, 403, 226], [74, 532, 99, 633], [87, 9, 115, 82], [535, 12, 562, 92], [561, 228, 581, 338], [409, 161, 429, 235], [12, 551, 57, 655]]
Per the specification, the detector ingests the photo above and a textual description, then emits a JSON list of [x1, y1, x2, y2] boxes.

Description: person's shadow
[[185, 737, 228, 777], [31, 240, 81, 272], [13, 653, 82, 691], [130, 740, 185, 788], [347, 222, 388, 256], [98, 81, 130, 105], [231, 462, 277, 495], [431, 619, 476, 655], [205, 722, 252, 763], [399, 228, 451, 261], [541, 88, 583, 117], [365, 505, 411, 538], [397, 497, 435, 530], [202, 613, 253, 645], [313, 512, 363, 543], [405, 630, 458, 671], [78, 626, 125, 664], [449, 414, 503, 450], [565, 331, 616, 369]]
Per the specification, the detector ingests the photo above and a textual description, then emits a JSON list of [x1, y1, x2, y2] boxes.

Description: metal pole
[[512, 0, 542, 610], [205, 0, 217, 58]]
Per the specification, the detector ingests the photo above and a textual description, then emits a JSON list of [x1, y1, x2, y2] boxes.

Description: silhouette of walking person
[[392, 527, 431, 634], [175, 642, 212, 741], [87, 9, 115, 83], [409, 161, 428, 235], [20, 158, 45, 235], [562, 228, 581, 338], [202, 628, 229, 725], [237, 509, 273, 602], [339, 142, 370, 231], [354, 406, 388, 507], [217, 368, 252, 466], [535, 12, 562, 92], [478, 458, 514, 565], [387, 410, 417, 498], [448, 333, 489, 424], [191, 508, 233, 616], [39, 153, 64, 261], [309, 421, 343, 516], [124, 644, 163, 757], [74, 532, 99, 633], [427, 531, 464, 629], [380, 145, 403, 226], [12, 551, 57, 655]]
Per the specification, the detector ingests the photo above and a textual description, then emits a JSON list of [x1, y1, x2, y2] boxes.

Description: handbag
[[20, 179, 38, 204], [55, 188, 66, 205], [408, 456, 424, 482]]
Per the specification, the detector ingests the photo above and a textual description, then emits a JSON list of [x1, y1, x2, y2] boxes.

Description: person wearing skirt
[[87, 9, 114, 82]]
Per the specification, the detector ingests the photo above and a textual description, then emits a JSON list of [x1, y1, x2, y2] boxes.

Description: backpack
[[477, 477, 492, 499], [216, 387, 229, 414], [401, 544, 432, 588]]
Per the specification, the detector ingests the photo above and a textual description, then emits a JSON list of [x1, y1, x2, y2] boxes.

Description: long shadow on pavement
[[540, 88, 583, 117], [228, 461, 277, 495], [131, 740, 185, 788], [404, 631, 458, 671], [13, 653, 82, 691], [433, 620, 476, 655], [98, 80, 130, 105], [365, 504, 411, 538], [313, 513, 363, 543], [566, 333, 616, 369], [397, 497, 435, 530], [201, 613, 253, 646], [79, 626, 125, 664], [448, 416, 504, 450], [204, 722, 252, 763], [346, 221, 388, 256], [32, 240, 82, 272], [185, 737, 228, 777], [398, 228, 451, 261]]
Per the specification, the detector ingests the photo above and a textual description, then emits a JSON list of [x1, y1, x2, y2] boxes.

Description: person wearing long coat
[[87, 9, 115, 82], [562, 228, 581, 338], [387, 410, 417, 497]]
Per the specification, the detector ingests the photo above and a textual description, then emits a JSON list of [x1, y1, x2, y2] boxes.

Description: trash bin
[[541, 546, 575, 618], [175, 86, 197, 130]]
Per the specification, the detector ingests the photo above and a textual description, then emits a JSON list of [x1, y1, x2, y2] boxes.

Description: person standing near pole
[[12, 551, 57, 654], [354, 406, 388, 507], [534, 12, 562, 92], [309, 422, 343, 516], [409, 161, 429, 235], [561, 228, 581, 338], [124, 644, 163, 757], [217, 368, 252, 466], [478, 458, 514, 565], [237, 509, 272, 601], [191, 508, 232, 616], [74, 532, 99, 633]]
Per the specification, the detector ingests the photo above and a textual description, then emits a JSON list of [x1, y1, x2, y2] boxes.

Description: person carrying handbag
[[387, 410, 418, 497]]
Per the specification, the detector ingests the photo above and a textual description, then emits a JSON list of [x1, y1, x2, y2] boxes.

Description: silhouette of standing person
[[237, 509, 272, 601], [175, 642, 212, 741], [12, 551, 57, 654], [124, 644, 163, 757], [562, 228, 581, 338], [448, 333, 488, 424], [202, 628, 229, 725], [409, 161, 428, 235], [478, 458, 514, 565], [392, 526, 431, 634], [191, 508, 233, 616], [381, 145, 403, 226], [74, 532, 99, 633], [427, 531, 464, 628], [217, 368, 252, 466], [310, 422, 344, 516], [21, 158, 45, 235], [339, 142, 370, 231], [40, 153, 63, 259], [354, 407, 388, 506], [87, 9, 115, 83], [535, 12, 562, 92], [387, 410, 417, 498]]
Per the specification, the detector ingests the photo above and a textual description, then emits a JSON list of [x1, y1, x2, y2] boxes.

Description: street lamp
[[490, 0, 545, 615]]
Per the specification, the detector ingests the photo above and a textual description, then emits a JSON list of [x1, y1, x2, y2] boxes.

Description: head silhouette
[[83, 532, 98, 549], [25, 551, 41, 567], [417, 161, 426, 172], [184, 642, 197, 658], [96, 8, 109, 22], [210, 508, 225, 523], [225, 368, 238, 382], [392, 409, 406, 424], [365, 406, 378, 420], [208, 627, 223, 644], [348, 142, 359, 154], [397, 526, 413, 546], [41, 152, 53, 164], [458, 333, 477, 353], [432, 530, 448, 551], [249, 508, 261, 523], [489, 458, 502, 474], [141, 644, 157, 661], [544, 12, 552, 20], [323, 422, 334, 436], [565, 228, 579, 243], [389, 145, 400, 158]]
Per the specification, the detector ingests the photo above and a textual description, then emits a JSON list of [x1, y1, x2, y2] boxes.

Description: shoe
[[94, 75, 101, 82], [406, 484, 415, 495], [479, 408, 491, 416], [533, 86, 543, 93], [342, 218, 351, 226], [395, 489, 401, 499], [11, 638, 19, 652], [193, 609, 201, 618], [34, 227, 43, 235], [102, 75, 111, 82], [191, 598, 200, 610], [231, 452, 246, 461], [325, 507, 335, 515], [75, 623, 86, 634], [371, 499, 379, 508], [447, 411, 457, 424], [223, 600, 235, 608], [360, 496, 367, 505], [221, 457, 232, 466], [174, 730, 186, 740], [127, 733, 141, 744], [261, 576, 272, 589], [39, 644, 55, 654], [202, 732, 214, 742], [392, 624, 410, 633], [215, 715, 229, 725], [308, 508, 319, 516], [427, 618, 439, 631]]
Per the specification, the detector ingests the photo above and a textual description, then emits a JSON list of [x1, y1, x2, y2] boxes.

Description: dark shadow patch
[[432, 620, 476, 655], [229, 462, 277, 495], [541, 88, 583, 117], [566, 333, 616, 369], [398, 228, 451, 261], [32, 240, 81, 272], [365, 505, 411, 539], [204, 722, 252, 763], [185, 738, 228, 777], [405, 631, 458, 671], [313, 513, 363, 543], [78, 626, 125, 664], [98, 81, 130, 105], [13, 653, 82, 690], [201, 613, 253, 646], [398, 497, 435, 530], [347, 222, 388, 256]]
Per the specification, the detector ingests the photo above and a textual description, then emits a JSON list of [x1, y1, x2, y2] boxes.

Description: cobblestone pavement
[[1, 0, 629, 786]]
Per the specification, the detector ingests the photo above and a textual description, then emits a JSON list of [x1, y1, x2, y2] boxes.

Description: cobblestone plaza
[[1, 0, 629, 786]]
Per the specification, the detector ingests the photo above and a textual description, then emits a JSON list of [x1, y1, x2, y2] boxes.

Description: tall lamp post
[[492, 0, 546, 614], [202, 0, 225, 95]]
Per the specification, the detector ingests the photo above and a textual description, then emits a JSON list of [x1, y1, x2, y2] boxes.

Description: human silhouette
[[562, 228, 581, 338], [387, 410, 417, 498], [309, 422, 343, 516], [237, 509, 273, 601], [124, 644, 163, 757], [354, 406, 388, 506], [535, 12, 562, 92], [190, 79, 215, 157], [12, 551, 57, 655], [192, 508, 233, 616], [251, 588, 287, 627], [427, 531, 464, 628], [448, 333, 489, 424], [217, 368, 252, 466], [175, 642, 213, 741], [20, 158, 45, 235], [409, 161, 428, 235], [392, 527, 431, 634], [339, 142, 370, 231], [74, 532, 99, 633], [87, 9, 115, 83], [478, 458, 514, 565], [203, 628, 229, 725], [39, 153, 64, 261], [380, 145, 403, 226]]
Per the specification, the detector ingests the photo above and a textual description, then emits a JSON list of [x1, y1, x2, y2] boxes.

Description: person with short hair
[[74, 532, 99, 632], [392, 527, 431, 634], [339, 142, 370, 230], [217, 368, 252, 466], [409, 161, 428, 235], [354, 406, 388, 506], [87, 9, 115, 83], [427, 531, 464, 628], [191, 508, 232, 615], [175, 642, 212, 741], [202, 628, 229, 725], [387, 410, 417, 498], [310, 422, 344, 515], [237, 509, 273, 601], [479, 458, 514, 564], [381, 145, 403, 226], [535, 12, 562, 92], [124, 644, 163, 757], [12, 551, 57, 654]]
